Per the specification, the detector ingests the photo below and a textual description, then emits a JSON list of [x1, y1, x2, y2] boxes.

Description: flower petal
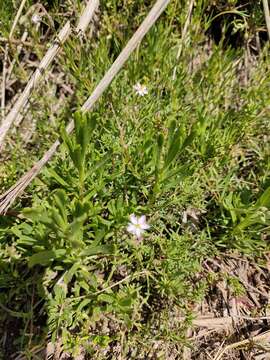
[[133, 83, 140, 91], [135, 227, 143, 238], [127, 224, 137, 235], [141, 223, 150, 230], [129, 214, 138, 225], [138, 215, 146, 225], [138, 215, 150, 229]]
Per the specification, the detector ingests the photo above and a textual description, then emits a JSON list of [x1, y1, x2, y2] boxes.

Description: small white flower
[[133, 83, 148, 96], [127, 214, 150, 240], [31, 14, 42, 24]]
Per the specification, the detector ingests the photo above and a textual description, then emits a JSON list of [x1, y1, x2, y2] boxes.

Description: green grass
[[0, 0, 270, 358]]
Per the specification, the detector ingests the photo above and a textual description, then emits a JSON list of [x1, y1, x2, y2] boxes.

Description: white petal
[[129, 214, 138, 225], [141, 223, 150, 230], [127, 224, 137, 235], [138, 215, 146, 225], [138, 215, 150, 230], [135, 227, 143, 238], [133, 83, 140, 91]]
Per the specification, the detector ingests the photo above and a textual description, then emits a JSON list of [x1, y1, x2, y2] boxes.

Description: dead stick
[[213, 330, 270, 360], [0, 0, 99, 149], [1, 0, 28, 121], [1, 48, 8, 121], [0, 21, 70, 147], [262, 0, 270, 40], [9, 0, 28, 39], [0, 0, 170, 214]]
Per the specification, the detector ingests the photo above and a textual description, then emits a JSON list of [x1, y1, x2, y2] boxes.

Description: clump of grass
[[0, 0, 270, 358]]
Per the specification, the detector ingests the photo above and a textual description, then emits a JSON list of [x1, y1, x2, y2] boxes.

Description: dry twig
[[1, 0, 28, 121], [213, 330, 270, 360], [262, 0, 270, 40], [0, 0, 99, 149], [0, 0, 170, 214]]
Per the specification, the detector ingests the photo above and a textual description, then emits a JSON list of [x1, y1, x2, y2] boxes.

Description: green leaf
[[64, 262, 81, 284], [66, 215, 87, 246], [53, 189, 68, 223], [23, 207, 50, 224], [51, 208, 67, 231], [81, 244, 114, 257], [60, 126, 74, 156], [44, 168, 69, 187], [28, 249, 66, 267], [168, 120, 177, 143], [0, 303, 31, 319], [256, 186, 270, 209], [181, 125, 197, 150], [16, 235, 37, 246], [98, 293, 115, 304], [77, 299, 91, 313], [164, 128, 181, 168]]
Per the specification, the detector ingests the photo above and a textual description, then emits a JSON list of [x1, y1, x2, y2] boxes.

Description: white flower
[[133, 83, 148, 96], [127, 214, 150, 240], [31, 14, 42, 24]]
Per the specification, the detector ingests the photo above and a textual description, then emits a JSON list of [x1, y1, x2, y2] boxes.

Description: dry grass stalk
[[0, 21, 71, 147], [262, 0, 270, 40], [0, 0, 99, 149], [8, 0, 28, 38], [77, 0, 99, 34], [213, 330, 270, 360], [1, 0, 28, 121], [0, 0, 171, 214], [1, 48, 8, 121]]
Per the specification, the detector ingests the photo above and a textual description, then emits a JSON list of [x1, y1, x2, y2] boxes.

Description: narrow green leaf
[[98, 293, 115, 304], [28, 249, 66, 267], [53, 190, 68, 224], [256, 186, 270, 209], [77, 299, 91, 313], [81, 245, 114, 257], [45, 168, 69, 187], [164, 128, 181, 168]]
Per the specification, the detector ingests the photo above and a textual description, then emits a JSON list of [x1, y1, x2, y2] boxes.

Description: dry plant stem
[[213, 330, 270, 360], [0, 0, 170, 214], [0, 22, 71, 148], [262, 0, 270, 39], [9, 0, 28, 38], [1, 0, 28, 121], [77, 0, 99, 34], [0, 0, 99, 149], [1, 48, 8, 121], [172, 0, 194, 80]]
